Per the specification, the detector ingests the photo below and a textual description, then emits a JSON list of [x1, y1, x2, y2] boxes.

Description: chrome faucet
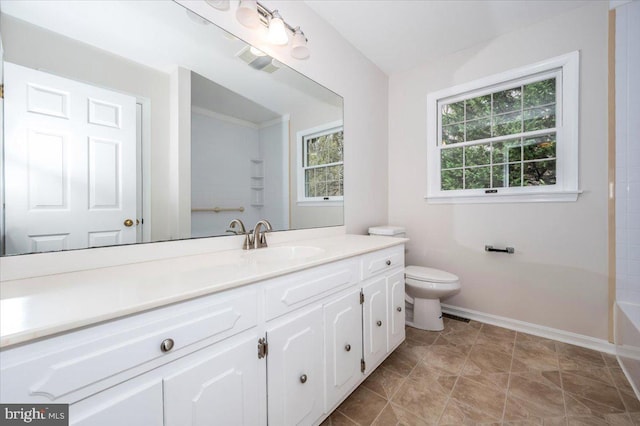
[[252, 220, 272, 249], [227, 219, 253, 250]]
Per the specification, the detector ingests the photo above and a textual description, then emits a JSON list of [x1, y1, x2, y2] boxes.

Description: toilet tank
[[368, 225, 406, 238]]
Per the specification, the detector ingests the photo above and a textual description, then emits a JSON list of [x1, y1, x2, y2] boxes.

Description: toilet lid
[[405, 265, 459, 283]]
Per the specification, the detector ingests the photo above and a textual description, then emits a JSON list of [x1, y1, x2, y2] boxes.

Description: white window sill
[[425, 190, 582, 204], [296, 200, 344, 207]]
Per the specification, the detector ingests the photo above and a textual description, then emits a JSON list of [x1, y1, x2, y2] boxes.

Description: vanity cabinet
[[70, 378, 163, 426], [0, 243, 405, 426], [323, 288, 363, 411], [361, 246, 406, 373], [163, 332, 263, 426], [267, 306, 324, 426]]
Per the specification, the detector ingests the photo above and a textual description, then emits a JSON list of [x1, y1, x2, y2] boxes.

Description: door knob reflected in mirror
[[124, 219, 134, 227]]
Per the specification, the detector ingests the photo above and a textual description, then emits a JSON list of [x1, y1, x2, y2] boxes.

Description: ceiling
[[304, 0, 594, 75]]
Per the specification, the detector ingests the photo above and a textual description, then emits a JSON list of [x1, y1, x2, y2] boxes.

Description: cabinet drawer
[[361, 245, 404, 280], [264, 258, 359, 321], [0, 287, 257, 403]]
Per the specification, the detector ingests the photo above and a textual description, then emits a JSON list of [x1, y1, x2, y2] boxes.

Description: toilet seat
[[405, 265, 458, 283]]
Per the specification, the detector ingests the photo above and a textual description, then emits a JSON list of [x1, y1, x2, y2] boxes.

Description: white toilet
[[368, 226, 461, 331]]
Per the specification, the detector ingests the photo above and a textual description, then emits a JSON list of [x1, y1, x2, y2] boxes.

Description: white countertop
[[0, 234, 406, 348]]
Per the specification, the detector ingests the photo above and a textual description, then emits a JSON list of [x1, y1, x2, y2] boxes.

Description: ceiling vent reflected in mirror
[[236, 46, 281, 73]]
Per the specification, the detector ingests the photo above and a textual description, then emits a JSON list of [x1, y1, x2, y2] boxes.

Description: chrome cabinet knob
[[376, 320, 382, 327], [160, 338, 175, 353], [397, 307, 402, 312], [345, 344, 351, 352], [386, 260, 391, 266], [300, 374, 308, 384]]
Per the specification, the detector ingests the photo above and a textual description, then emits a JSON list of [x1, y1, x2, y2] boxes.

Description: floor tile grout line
[[433, 321, 482, 425], [379, 328, 444, 424], [363, 328, 444, 425], [499, 331, 518, 424]]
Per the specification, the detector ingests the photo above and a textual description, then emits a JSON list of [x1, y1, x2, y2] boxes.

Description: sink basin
[[243, 246, 325, 263]]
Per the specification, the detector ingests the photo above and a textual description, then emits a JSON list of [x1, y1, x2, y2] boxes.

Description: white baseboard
[[441, 304, 616, 355]]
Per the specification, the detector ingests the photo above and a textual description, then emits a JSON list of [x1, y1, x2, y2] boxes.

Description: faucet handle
[[227, 219, 246, 235]]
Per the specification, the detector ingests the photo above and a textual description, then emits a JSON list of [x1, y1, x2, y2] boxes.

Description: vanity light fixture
[[236, 0, 260, 28], [290, 27, 310, 60], [267, 11, 288, 45], [208, 0, 310, 59]]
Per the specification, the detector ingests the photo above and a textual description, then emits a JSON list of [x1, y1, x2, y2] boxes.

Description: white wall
[[615, 0, 640, 306], [388, 2, 610, 339], [181, 0, 390, 235]]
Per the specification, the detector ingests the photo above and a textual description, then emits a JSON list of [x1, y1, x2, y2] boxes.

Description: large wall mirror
[[0, 0, 344, 256]]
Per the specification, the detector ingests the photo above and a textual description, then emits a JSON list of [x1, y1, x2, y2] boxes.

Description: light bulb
[[268, 11, 288, 45], [236, 0, 260, 28], [291, 27, 310, 59]]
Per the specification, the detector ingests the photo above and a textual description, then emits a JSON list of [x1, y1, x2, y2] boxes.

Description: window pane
[[523, 78, 555, 108], [441, 169, 463, 190], [306, 132, 343, 166], [493, 87, 522, 114], [508, 163, 522, 187], [465, 95, 491, 120], [492, 164, 505, 188], [524, 106, 556, 132], [466, 118, 491, 141], [493, 112, 522, 136], [523, 160, 556, 186], [465, 144, 490, 167], [305, 169, 315, 197], [441, 147, 463, 169], [523, 134, 556, 161], [326, 165, 342, 196], [442, 101, 465, 125], [465, 167, 490, 189], [442, 123, 464, 145], [491, 139, 520, 164]]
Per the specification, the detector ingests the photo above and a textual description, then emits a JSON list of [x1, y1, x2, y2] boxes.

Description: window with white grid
[[426, 52, 580, 203]]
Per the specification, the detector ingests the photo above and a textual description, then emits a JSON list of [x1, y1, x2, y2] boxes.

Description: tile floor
[[322, 317, 640, 426]]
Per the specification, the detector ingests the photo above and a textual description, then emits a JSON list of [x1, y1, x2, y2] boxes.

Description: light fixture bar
[[255, 2, 308, 42]]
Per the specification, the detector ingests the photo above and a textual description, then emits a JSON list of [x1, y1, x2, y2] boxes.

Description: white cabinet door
[[388, 270, 406, 351], [324, 289, 362, 412], [363, 276, 388, 373], [70, 378, 162, 426], [163, 334, 263, 426], [267, 306, 323, 426]]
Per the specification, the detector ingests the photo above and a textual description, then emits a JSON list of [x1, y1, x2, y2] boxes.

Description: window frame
[[296, 120, 344, 206], [426, 51, 581, 204]]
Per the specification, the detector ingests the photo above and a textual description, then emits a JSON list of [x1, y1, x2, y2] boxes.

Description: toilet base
[[409, 298, 444, 331]]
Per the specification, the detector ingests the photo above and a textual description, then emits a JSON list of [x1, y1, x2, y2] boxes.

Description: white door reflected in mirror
[[3, 62, 138, 255]]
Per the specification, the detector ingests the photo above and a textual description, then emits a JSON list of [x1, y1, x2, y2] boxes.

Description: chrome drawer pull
[[397, 307, 402, 312], [345, 344, 351, 352], [386, 260, 391, 266], [300, 374, 308, 384], [376, 320, 382, 327], [160, 338, 175, 353]]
